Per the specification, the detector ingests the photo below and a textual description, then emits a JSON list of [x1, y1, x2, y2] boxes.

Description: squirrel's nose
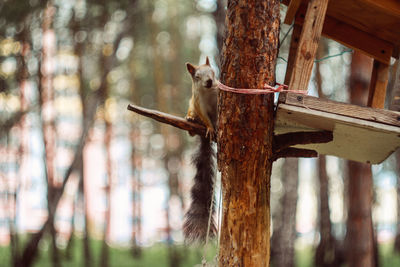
[[206, 79, 212, 88]]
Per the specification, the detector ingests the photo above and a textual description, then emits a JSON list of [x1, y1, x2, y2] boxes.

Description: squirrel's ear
[[186, 63, 196, 76], [205, 56, 210, 66]]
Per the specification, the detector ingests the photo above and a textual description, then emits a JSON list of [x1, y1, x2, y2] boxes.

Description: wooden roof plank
[[362, 0, 400, 19], [283, 0, 400, 48], [322, 16, 393, 63]]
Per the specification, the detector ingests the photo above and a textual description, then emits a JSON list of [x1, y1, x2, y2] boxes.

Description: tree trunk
[[101, 119, 112, 267], [345, 51, 376, 267], [217, 1, 280, 266], [395, 149, 400, 252], [314, 42, 342, 267], [213, 0, 226, 61], [387, 59, 400, 252], [71, 11, 93, 266], [39, 5, 60, 267], [316, 155, 341, 267], [129, 116, 142, 257], [271, 158, 298, 267]]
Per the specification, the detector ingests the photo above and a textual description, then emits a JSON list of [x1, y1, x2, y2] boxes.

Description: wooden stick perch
[[127, 104, 333, 159], [127, 104, 213, 140]]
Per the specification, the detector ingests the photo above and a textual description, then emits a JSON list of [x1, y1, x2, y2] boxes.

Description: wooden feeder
[[277, 0, 400, 163]]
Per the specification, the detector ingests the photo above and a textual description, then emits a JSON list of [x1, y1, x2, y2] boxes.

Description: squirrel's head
[[186, 57, 216, 89]]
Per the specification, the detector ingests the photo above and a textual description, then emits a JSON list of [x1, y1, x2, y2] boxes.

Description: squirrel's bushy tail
[[183, 136, 216, 243]]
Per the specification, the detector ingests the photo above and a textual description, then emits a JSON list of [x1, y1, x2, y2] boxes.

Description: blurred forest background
[[0, 0, 400, 266]]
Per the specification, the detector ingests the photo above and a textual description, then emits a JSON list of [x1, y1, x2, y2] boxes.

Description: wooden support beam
[[288, 0, 329, 91], [274, 148, 318, 160], [368, 60, 390, 108], [274, 131, 333, 153], [284, 17, 303, 85], [322, 16, 393, 64], [284, 0, 302, 25]]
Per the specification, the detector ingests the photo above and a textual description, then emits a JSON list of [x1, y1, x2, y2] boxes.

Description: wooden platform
[[275, 93, 400, 163]]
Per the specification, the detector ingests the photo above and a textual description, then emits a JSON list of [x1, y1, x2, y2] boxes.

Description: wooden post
[[368, 59, 390, 108], [217, 0, 280, 266], [284, 0, 302, 25], [284, 13, 303, 85], [288, 0, 329, 91]]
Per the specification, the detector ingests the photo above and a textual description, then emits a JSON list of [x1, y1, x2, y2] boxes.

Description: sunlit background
[[0, 0, 399, 266]]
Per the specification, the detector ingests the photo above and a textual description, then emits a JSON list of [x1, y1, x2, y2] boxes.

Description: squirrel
[[183, 57, 218, 243]]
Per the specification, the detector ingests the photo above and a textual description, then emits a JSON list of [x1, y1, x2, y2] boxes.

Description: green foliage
[[0, 237, 214, 267]]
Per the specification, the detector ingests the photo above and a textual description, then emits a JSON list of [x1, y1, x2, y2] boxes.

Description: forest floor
[[0, 238, 399, 267]]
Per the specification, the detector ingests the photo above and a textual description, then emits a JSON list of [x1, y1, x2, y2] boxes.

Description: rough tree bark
[[217, 0, 280, 266], [345, 51, 376, 267]]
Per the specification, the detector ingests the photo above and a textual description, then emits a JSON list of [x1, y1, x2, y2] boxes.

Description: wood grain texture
[[294, 6, 393, 63], [284, 17, 302, 85], [322, 16, 393, 64], [288, 0, 329, 91], [274, 131, 333, 153], [283, 0, 302, 24], [275, 104, 400, 163], [280, 92, 400, 127], [327, 0, 400, 47], [217, 0, 280, 266], [282, 0, 400, 57], [363, 0, 400, 18], [368, 60, 390, 108], [127, 104, 213, 140]]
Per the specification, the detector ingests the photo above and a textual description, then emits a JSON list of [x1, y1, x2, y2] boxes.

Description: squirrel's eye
[[194, 75, 200, 79]]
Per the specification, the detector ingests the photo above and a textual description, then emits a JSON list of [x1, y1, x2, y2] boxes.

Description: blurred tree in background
[[0, 1, 400, 267]]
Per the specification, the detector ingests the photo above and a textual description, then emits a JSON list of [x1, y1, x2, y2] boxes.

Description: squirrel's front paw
[[205, 127, 215, 140], [186, 116, 197, 136]]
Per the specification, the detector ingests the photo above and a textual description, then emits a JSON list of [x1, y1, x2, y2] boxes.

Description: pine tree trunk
[[217, 1, 280, 266], [101, 119, 112, 267], [387, 59, 400, 252], [72, 12, 93, 266], [314, 43, 341, 267], [395, 149, 400, 252], [271, 158, 298, 267], [345, 51, 376, 267], [40, 5, 60, 267]]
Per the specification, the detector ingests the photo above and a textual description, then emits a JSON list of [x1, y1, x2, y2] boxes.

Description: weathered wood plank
[[288, 0, 329, 91], [368, 60, 390, 108], [275, 103, 400, 163], [284, 18, 302, 85], [322, 16, 393, 64], [284, 0, 302, 25], [279, 92, 400, 127], [362, 0, 400, 19], [282, 0, 400, 56]]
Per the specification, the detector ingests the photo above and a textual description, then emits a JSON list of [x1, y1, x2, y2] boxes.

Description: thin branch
[[273, 148, 318, 161], [273, 131, 333, 153], [127, 104, 213, 140]]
